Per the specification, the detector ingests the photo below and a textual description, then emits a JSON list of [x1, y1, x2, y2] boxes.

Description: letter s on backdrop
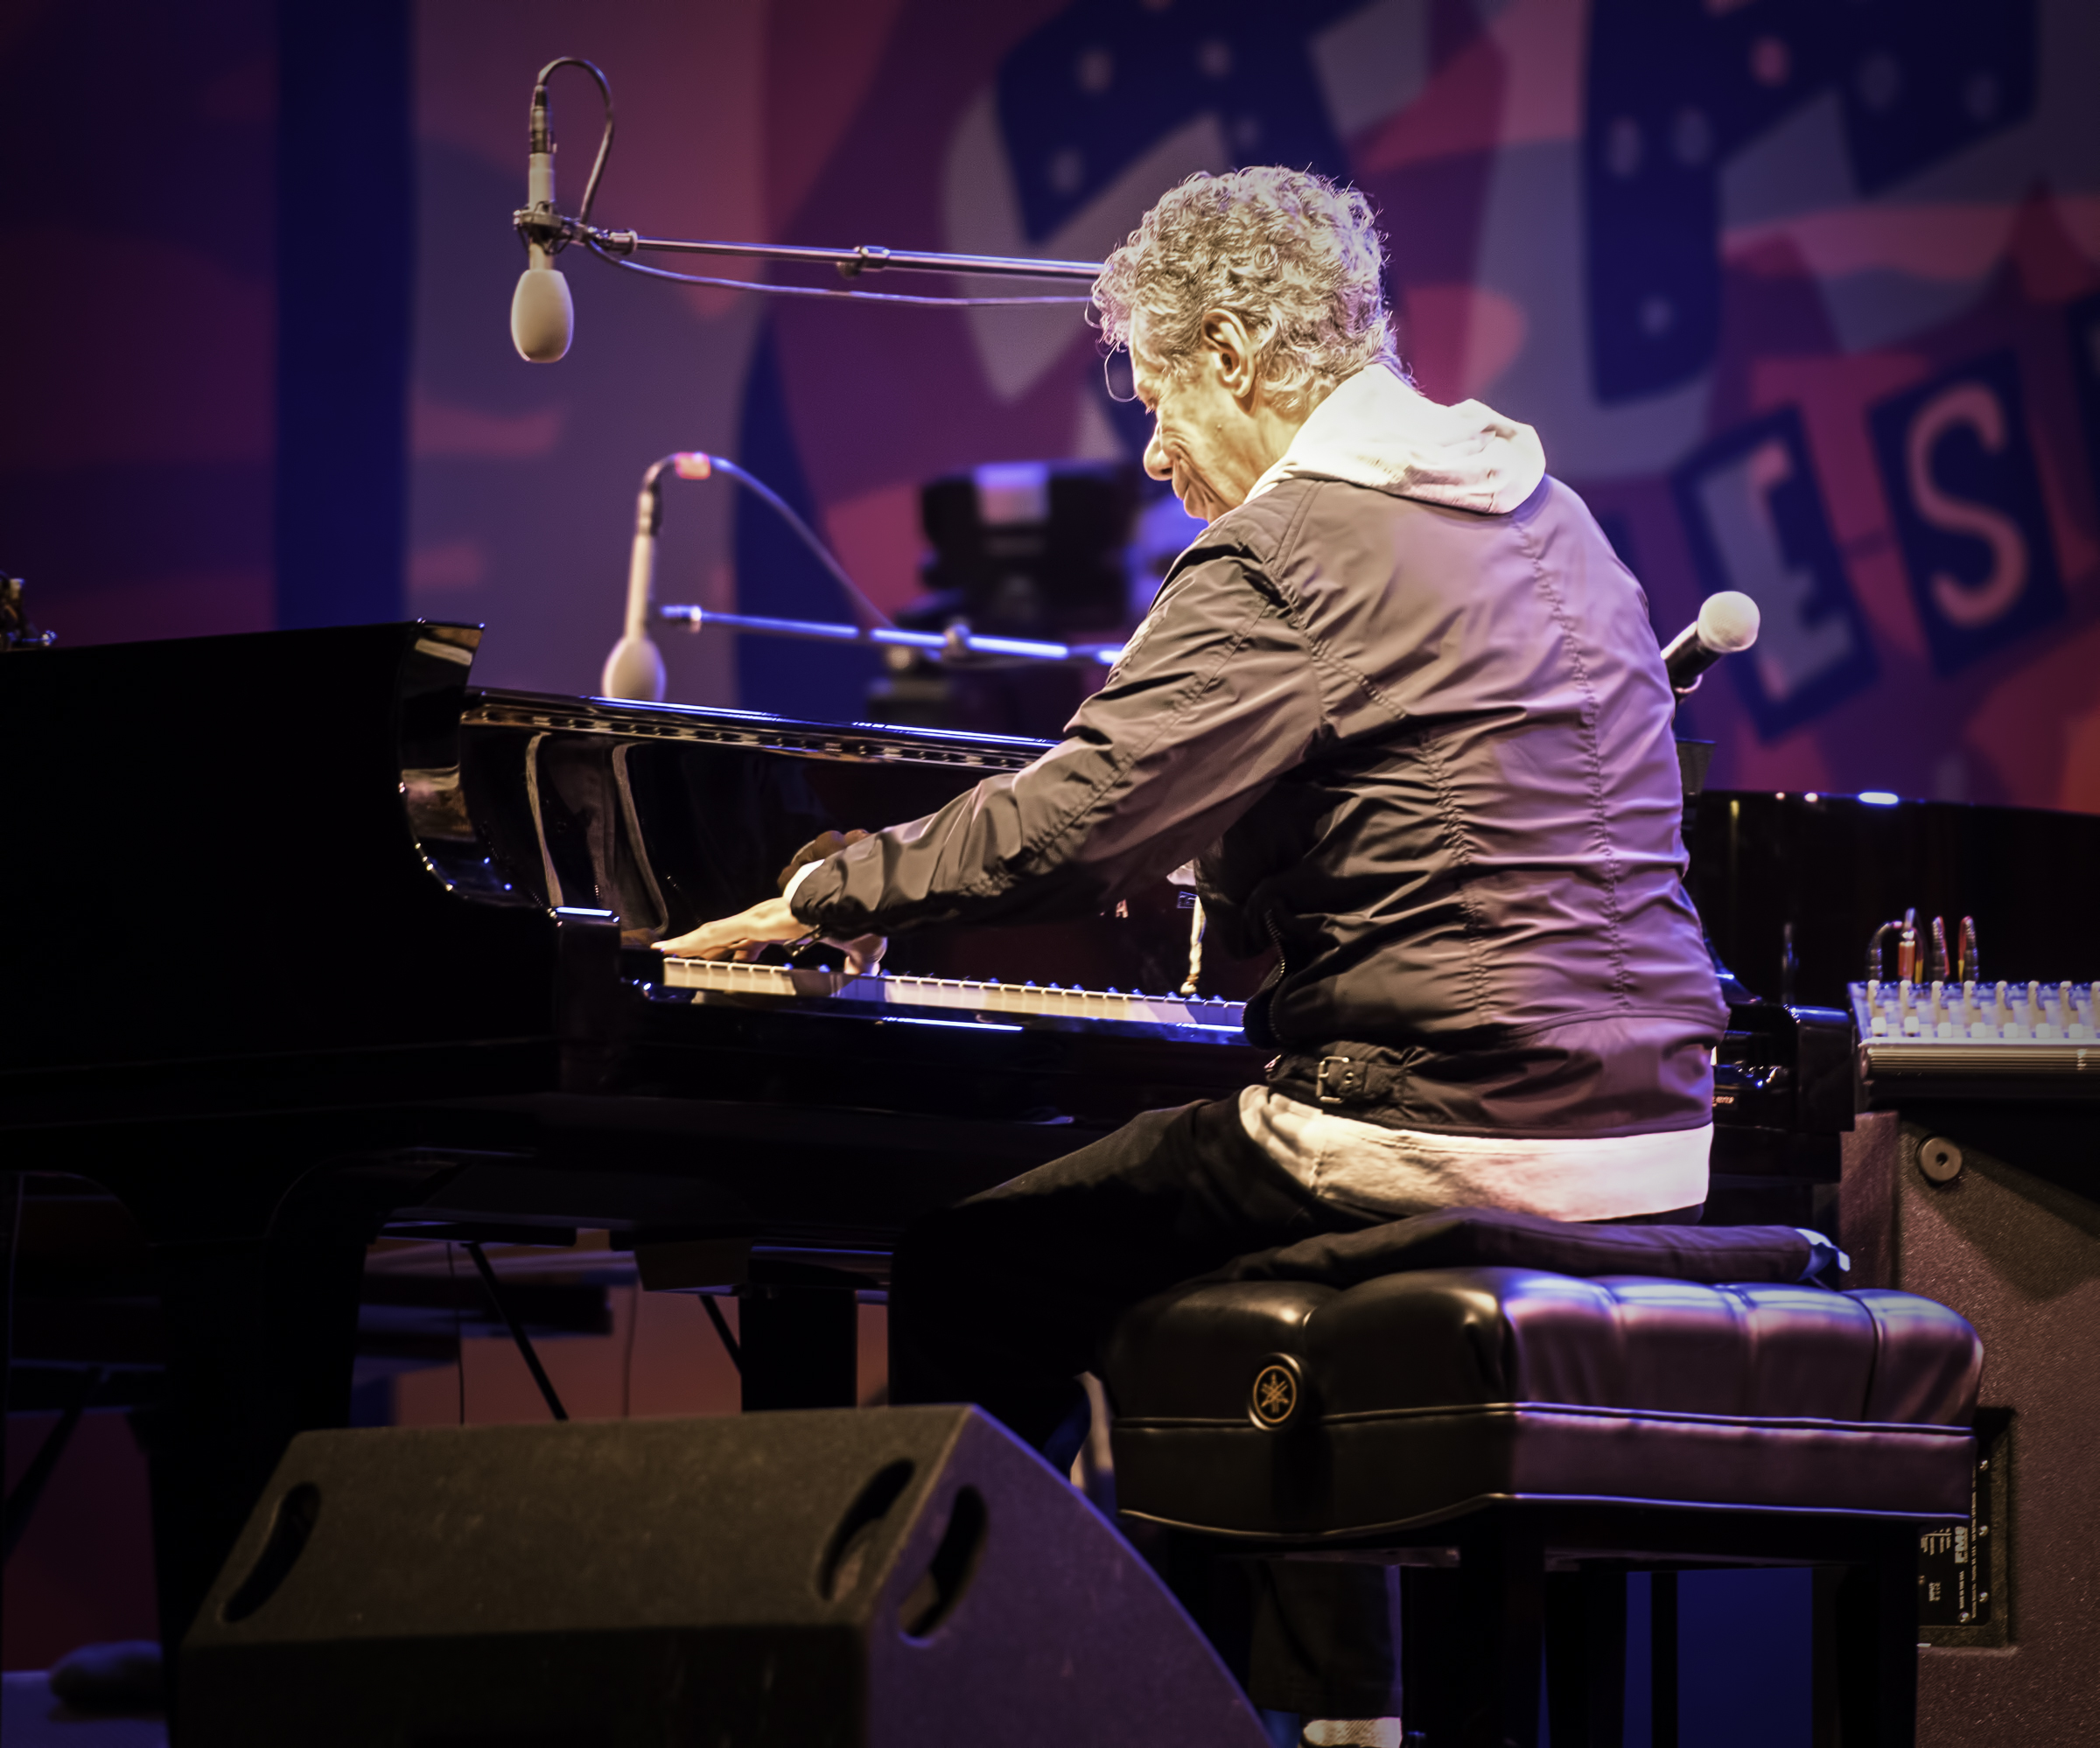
[[1868, 349, 2065, 676], [1905, 383, 2026, 630]]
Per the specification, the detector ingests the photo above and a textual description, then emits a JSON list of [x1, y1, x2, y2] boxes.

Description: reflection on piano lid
[[644, 955, 1248, 1038]]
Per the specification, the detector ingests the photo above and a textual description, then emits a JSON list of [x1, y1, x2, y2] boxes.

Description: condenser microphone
[[600, 458, 678, 702], [511, 84, 574, 362], [1662, 591, 1760, 695]]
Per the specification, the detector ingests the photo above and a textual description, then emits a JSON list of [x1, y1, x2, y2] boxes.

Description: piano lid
[[0, 622, 558, 1082]]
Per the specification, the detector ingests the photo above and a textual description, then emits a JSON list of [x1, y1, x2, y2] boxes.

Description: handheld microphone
[[1662, 591, 1760, 695], [512, 83, 574, 362]]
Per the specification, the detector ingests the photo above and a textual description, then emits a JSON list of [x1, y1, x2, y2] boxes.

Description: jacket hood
[[1245, 365, 1546, 515]]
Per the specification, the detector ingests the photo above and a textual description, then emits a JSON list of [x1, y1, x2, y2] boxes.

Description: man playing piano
[[657, 167, 1726, 1745]]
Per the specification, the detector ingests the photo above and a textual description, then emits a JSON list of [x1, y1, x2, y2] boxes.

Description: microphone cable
[[528, 57, 615, 234], [527, 59, 1093, 311], [583, 240, 1094, 307]]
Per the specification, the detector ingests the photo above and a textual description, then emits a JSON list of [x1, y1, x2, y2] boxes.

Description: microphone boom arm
[[657, 607, 1125, 670], [518, 212, 1103, 285], [513, 61, 1102, 287], [582, 232, 1102, 283]]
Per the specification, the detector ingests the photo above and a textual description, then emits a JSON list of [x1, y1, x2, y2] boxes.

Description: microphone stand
[[527, 61, 1123, 703], [603, 451, 902, 702], [603, 451, 1124, 703], [514, 60, 1102, 293]]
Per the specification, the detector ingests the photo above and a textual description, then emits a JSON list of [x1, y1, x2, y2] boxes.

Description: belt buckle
[[1315, 1055, 1362, 1106]]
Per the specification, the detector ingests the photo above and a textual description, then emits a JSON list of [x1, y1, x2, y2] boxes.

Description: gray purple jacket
[[788, 368, 1726, 1140]]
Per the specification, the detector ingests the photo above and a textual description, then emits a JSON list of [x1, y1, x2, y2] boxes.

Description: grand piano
[[1, 620, 1267, 1659], [9, 621, 2097, 1688]]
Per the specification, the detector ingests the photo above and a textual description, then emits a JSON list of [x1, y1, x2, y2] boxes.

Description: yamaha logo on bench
[[1250, 1356, 1304, 1430]]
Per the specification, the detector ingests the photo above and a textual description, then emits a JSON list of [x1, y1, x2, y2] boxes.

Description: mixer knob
[[1960, 979, 1989, 1037]]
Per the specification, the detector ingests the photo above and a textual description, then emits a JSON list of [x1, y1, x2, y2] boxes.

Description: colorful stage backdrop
[[9, 0, 2098, 812]]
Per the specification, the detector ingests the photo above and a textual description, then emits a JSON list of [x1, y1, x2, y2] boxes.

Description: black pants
[[888, 1094, 1700, 1718], [888, 1096, 1404, 1716]]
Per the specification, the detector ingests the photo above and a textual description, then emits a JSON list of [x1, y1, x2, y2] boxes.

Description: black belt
[[1264, 1045, 1412, 1111]]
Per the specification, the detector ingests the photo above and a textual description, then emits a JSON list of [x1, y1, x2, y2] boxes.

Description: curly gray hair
[[1092, 166, 1398, 416]]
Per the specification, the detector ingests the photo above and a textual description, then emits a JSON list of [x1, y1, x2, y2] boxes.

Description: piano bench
[[1102, 1269, 1981, 1747]]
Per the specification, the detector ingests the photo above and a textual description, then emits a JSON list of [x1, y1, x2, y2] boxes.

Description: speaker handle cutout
[[220, 1483, 321, 1623], [819, 1458, 916, 1602], [899, 1486, 987, 1640]]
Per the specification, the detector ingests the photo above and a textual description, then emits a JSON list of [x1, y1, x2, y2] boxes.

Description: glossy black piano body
[[1, 621, 1264, 1669], [4, 621, 1261, 1139]]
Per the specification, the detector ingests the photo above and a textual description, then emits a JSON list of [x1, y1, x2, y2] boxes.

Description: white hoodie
[[1244, 364, 1547, 515]]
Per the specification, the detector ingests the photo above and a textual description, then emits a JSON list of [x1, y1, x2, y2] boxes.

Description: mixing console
[[1852, 980, 2095, 1041], [1851, 978, 2098, 1101]]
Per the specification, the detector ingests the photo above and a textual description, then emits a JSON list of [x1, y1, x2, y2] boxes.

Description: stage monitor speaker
[[180, 1405, 1270, 1747], [1843, 1108, 2100, 1745]]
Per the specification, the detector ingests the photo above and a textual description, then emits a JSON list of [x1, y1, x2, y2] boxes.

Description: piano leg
[[92, 1142, 445, 1713], [135, 1221, 369, 1693], [735, 1283, 859, 1410]]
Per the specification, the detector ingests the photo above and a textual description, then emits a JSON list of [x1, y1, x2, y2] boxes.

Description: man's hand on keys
[[654, 829, 888, 974], [653, 897, 809, 964]]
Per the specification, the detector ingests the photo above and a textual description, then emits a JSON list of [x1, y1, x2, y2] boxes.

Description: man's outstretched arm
[[659, 549, 1324, 961], [787, 549, 1325, 940]]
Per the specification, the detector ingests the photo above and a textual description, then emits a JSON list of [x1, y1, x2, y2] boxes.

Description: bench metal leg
[[1386, 1511, 1917, 1748], [1401, 1568, 1463, 1744], [1834, 1525, 1918, 1747], [1813, 1566, 1839, 1747], [1652, 1570, 1678, 1748], [1545, 1570, 1627, 1748], [1457, 1515, 1544, 1748]]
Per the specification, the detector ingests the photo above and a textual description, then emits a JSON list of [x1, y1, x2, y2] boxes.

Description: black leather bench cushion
[[1202, 1208, 1823, 1290], [1103, 1269, 1980, 1537]]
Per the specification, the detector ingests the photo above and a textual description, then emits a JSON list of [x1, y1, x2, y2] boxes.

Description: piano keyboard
[[653, 955, 1246, 1034]]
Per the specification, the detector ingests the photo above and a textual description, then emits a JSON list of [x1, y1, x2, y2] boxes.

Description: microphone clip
[[514, 203, 576, 255]]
